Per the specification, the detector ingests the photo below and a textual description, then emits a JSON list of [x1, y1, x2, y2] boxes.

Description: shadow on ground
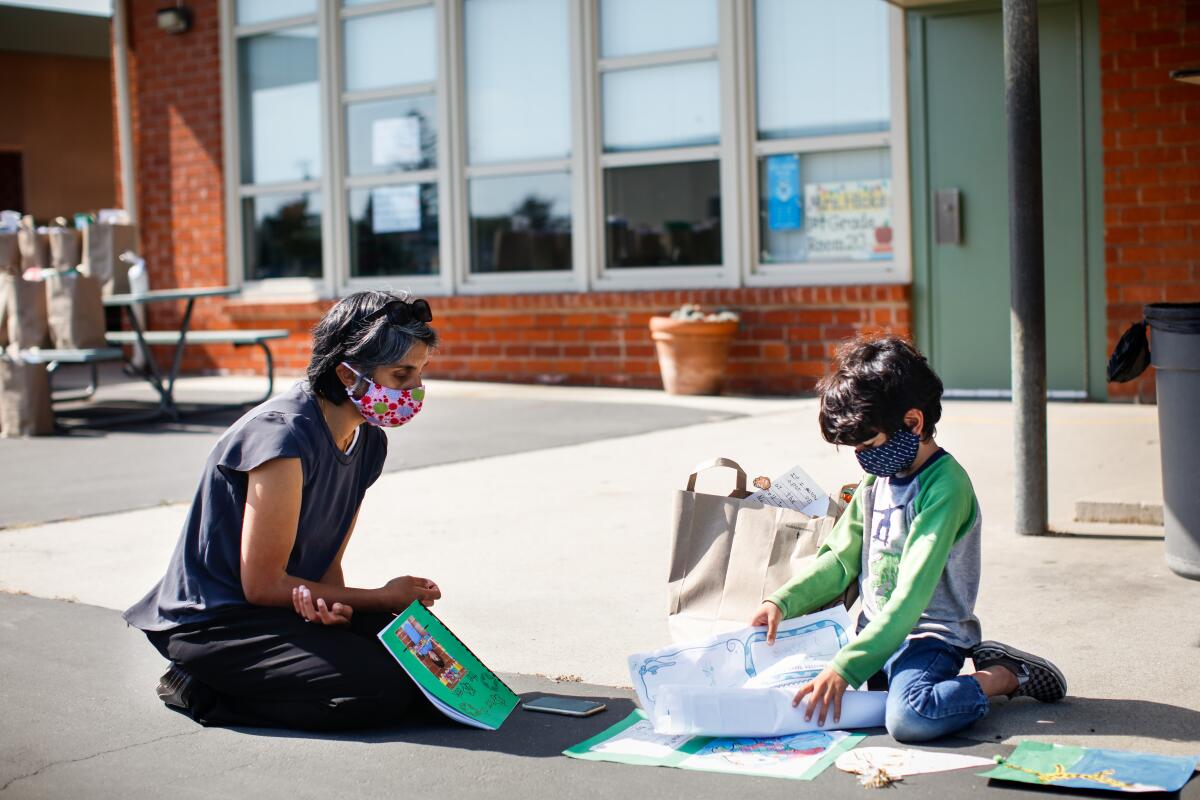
[[239, 684, 639, 759], [967, 694, 1200, 755]]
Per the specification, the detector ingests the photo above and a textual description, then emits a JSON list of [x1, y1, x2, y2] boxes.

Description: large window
[[463, 0, 574, 283], [597, 0, 724, 275], [235, 21, 323, 282], [750, 0, 906, 283], [339, 1, 440, 280], [222, 0, 906, 296]]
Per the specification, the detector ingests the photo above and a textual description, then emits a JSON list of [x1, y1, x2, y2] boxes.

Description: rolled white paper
[[650, 686, 887, 738]]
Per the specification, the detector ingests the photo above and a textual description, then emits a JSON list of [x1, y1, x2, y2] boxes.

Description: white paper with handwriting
[[748, 464, 831, 517]]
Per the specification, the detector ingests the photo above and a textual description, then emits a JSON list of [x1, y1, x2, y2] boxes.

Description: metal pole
[[1004, 0, 1048, 536]]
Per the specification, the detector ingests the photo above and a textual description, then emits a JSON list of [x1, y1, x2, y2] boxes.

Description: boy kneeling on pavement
[[751, 335, 1066, 743]]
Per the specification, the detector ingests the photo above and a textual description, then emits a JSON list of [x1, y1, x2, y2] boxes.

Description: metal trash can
[[1146, 302, 1200, 580]]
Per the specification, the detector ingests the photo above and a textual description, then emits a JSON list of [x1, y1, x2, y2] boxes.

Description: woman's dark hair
[[817, 335, 943, 444], [307, 291, 439, 405]]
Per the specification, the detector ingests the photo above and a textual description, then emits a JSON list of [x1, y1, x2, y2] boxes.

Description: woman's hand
[[792, 666, 849, 726], [381, 576, 442, 612], [292, 585, 353, 625], [749, 600, 783, 644]]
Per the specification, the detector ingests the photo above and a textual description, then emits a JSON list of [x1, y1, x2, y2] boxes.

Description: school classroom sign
[[803, 180, 893, 262]]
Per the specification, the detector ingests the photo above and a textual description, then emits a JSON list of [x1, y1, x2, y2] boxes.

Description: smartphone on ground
[[522, 696, 606, 717]]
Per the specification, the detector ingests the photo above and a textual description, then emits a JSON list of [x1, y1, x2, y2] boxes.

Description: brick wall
[[125, 0, 226, 330], [216, 286, 910, 395], [1100, 0, 1200, 402]]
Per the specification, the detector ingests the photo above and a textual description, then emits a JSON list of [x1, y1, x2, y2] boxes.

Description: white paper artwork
[[372, 185, 422, 234], [628, 607, 884, 737], [836, 747, 996, 778], [372, 116, 421, 168], [589, 719, 694, 759], [748, 464, 831, 517]]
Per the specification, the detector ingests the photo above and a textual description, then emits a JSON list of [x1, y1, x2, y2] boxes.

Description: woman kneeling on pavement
[[123, 291, 441, 730]]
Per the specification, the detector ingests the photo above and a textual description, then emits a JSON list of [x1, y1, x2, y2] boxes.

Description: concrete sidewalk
[[1, 376, 1197, 795]]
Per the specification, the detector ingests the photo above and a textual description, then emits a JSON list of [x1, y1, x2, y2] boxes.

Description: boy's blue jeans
[[872, 636, 991, 742]]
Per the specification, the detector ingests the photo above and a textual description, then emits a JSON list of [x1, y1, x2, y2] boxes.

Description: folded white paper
[[629, 607, 855, 719], [650, 685, 887, 738]]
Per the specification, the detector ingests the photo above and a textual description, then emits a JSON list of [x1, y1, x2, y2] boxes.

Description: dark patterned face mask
[[856, 429, 921, 477]]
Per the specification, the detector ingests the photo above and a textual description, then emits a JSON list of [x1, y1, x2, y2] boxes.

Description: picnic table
[[34, 286, 288, 427], [97, 286, 289, 423]]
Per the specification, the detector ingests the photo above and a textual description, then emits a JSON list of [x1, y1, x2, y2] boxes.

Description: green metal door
[[910, 1, 1096, 397]]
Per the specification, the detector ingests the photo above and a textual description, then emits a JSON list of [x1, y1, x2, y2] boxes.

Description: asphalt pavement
[[0, 373, 1196, 798], [8, 593, 1186, 800]]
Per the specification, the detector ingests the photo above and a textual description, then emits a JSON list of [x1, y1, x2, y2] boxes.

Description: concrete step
[[1074, 499, 1164, 526]]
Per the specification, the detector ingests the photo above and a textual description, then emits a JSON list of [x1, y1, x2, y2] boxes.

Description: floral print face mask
[[341, 362, 425, 428]]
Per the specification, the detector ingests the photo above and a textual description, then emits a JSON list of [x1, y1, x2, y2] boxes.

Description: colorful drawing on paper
[[564, 711, 865, 782], [979, 741, 1198, 794], [681, 731, 851, 780], [396, 616, 467, 689], [803, 179, 892, 262]]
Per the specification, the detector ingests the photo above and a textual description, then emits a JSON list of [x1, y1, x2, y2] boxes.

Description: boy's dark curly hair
[[817, 335, 944, 445]]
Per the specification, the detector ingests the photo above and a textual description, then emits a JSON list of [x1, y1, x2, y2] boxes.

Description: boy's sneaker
[[972, 641, 1067, 703], [156, 663, 195, 710]]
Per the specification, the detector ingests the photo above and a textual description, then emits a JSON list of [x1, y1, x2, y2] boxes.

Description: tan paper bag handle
[[685, 457, 747, 496]]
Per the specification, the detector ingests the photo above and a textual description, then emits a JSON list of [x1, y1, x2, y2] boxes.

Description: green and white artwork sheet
[[565, 710, 865, 782], [377, 601, 519, 730]]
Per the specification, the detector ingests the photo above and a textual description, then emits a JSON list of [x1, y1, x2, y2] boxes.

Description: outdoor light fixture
[[157, 3, 193, 35], [1170, 68, 1200, 86]]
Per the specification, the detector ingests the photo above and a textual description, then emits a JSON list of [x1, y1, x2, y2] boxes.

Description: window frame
[[218, 0, 910, 299]]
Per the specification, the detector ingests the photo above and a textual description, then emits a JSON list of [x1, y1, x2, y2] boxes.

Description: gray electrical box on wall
[[934, 188, 961, 245]]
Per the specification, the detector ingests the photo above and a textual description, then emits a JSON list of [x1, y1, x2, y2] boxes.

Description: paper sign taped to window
[[803, 179, 893, 262], [372, 185, 422, 234]]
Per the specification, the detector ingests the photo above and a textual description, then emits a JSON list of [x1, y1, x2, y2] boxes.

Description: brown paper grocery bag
[[48, 227, 82, 271], [0, 354, 54, 437], [45, 271, 106, 349], [0, 232, 18, 276], [2, 273, 51, 349], [18, 218, 49, 272], [81, 223, 138, 295], [666, 457, 854, 642]]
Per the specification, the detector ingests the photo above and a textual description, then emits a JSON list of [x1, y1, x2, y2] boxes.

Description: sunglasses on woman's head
[[362, 298, 433, 326]]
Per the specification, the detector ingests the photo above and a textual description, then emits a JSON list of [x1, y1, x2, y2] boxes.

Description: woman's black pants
[[146, 607, 424, 731]]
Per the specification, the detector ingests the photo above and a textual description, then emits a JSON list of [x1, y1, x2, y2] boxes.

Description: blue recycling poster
[[767, 154, 801, 231]]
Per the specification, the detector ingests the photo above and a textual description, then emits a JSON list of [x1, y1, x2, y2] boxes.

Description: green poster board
[[378, 602, 518, 730]]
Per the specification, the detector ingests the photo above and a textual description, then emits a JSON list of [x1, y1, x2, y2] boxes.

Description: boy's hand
[[749, 600, 782, 644], [793, 666, 849, 726]]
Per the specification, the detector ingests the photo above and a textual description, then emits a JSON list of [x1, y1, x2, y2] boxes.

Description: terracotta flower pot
[[649, 316, 739, 396]]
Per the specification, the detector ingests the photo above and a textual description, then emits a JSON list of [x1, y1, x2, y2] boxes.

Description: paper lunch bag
[[667, 457, 854, 642], [48, 227, 82, 272], [81, 223, 138, 295], [18, 221, 49, 271], [45, 271, 106, 349], [0, 354, 54, 437], [2, 273, 51, 350], [0, 232, 18, 276]]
